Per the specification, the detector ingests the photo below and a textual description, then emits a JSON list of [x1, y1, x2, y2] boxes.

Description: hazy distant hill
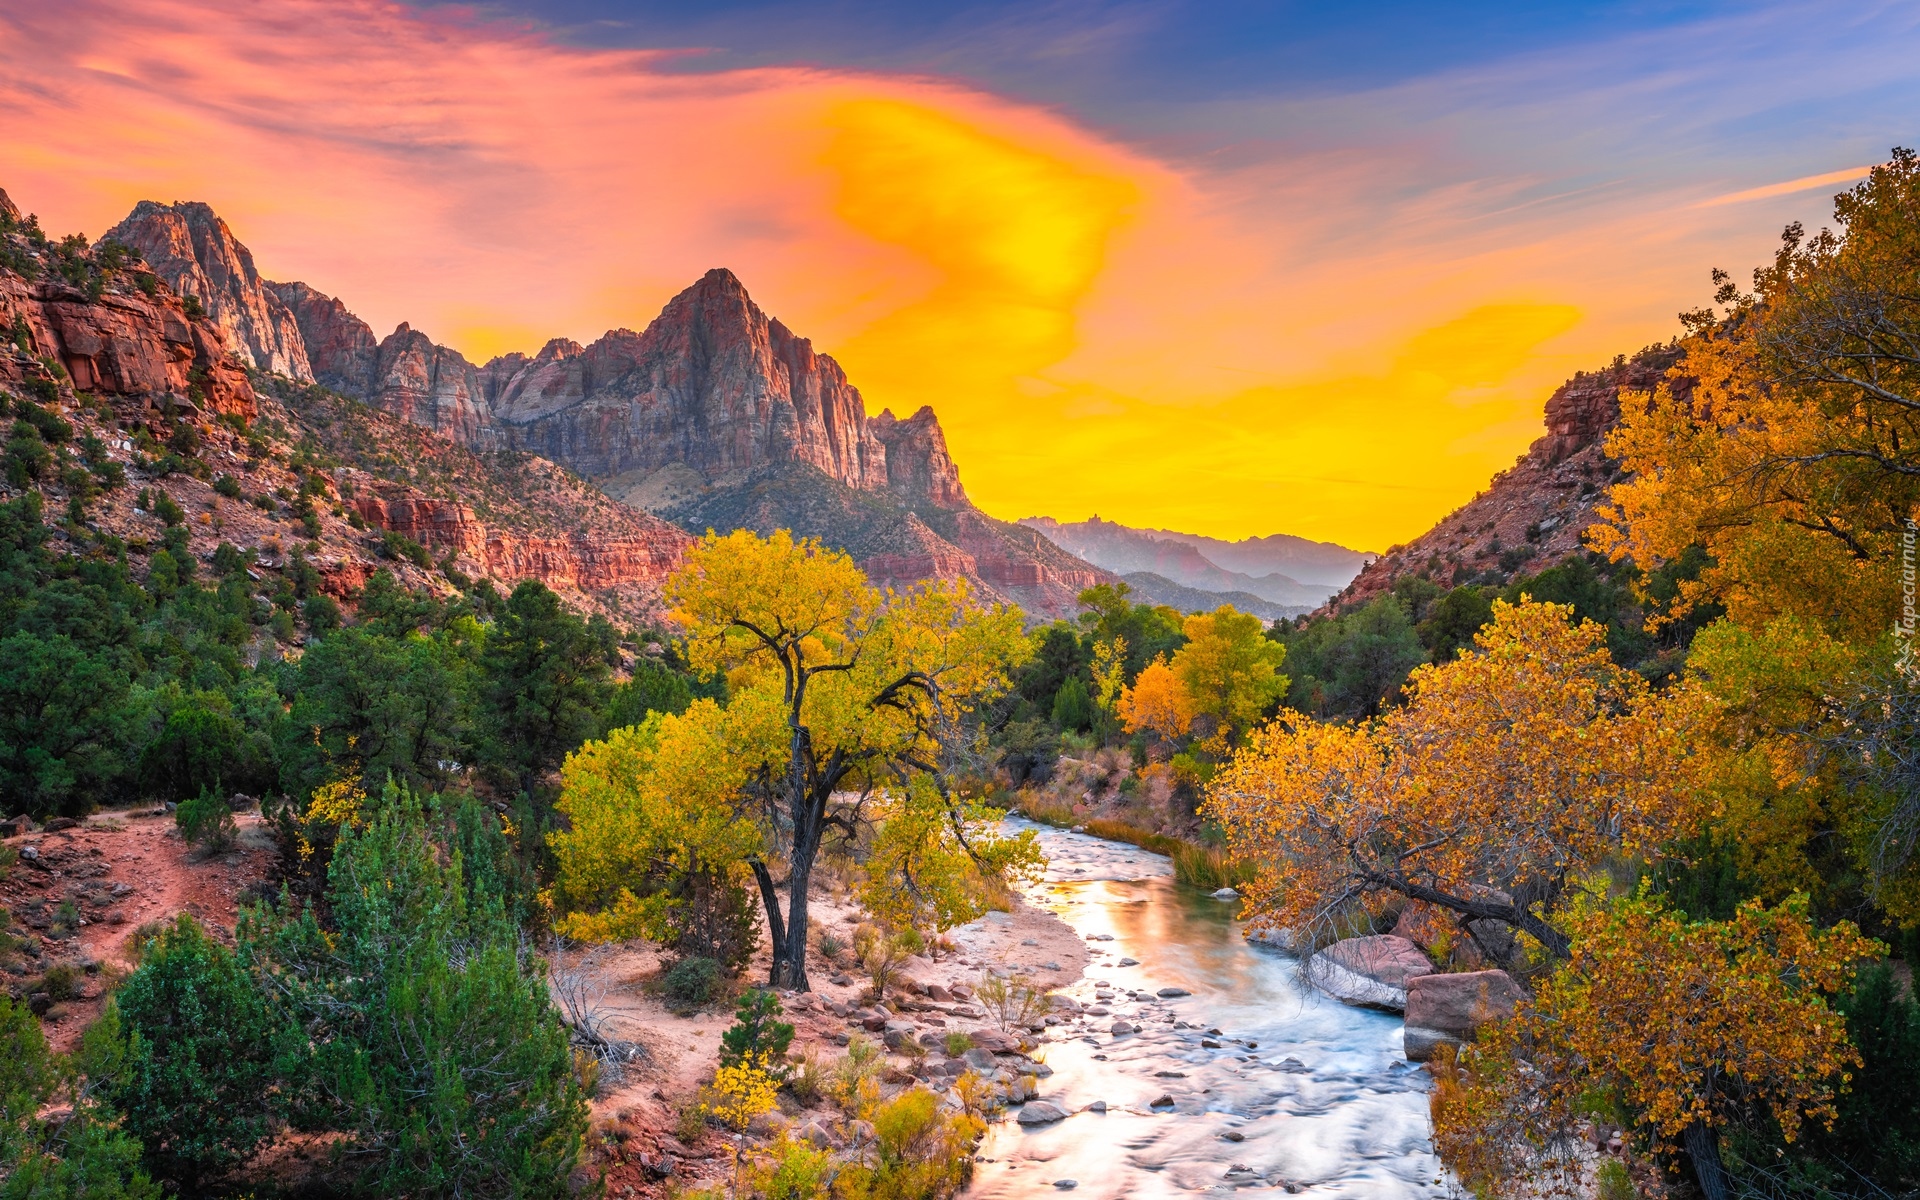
[[1118, 572, 1306, 621], [1019, 516, 1368, 609]]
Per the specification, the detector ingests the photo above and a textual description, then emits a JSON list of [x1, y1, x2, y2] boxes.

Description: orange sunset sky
[[2, 0, 1914, 549]]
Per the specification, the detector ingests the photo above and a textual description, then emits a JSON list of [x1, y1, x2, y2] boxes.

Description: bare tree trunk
[[749, 859, 788, 983], [779, 849, 814, 991], [1682, 1121, 1731, 1200]]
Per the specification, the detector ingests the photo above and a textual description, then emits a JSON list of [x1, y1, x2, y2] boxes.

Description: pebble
[[1020, 938, 1039, 946], [1083, 1100, 1107, 1112], [1212, 887, 1240, 899], [1116, 957, 1139, 966], [1222, 1130, 1245, 1142], [1149, 1094, 1174, 1107], [1157, 986, 1192, 998], [1053, 1181, 1078, 1190]]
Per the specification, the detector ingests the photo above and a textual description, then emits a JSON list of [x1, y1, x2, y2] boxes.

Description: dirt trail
[[2, 808, 276, 1050]]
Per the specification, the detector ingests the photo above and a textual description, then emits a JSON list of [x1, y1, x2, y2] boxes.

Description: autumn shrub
[[835, 1087, 981, 1200], [701, 1053, 780, 1131], [853, 924, 921, 1001], [831, 1035, 885, 1116], [943, 1031, 973, 1057], [786, 1051, 826, 1104]]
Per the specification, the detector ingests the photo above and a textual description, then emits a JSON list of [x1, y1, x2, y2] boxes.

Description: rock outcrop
[[0, 260, 254, 420], [1325, 343, 1688, 613], [1402, 969, 1527, 1062], [266, 280, 378, 397], [344, 473, 684, 595], [1305, 935, 1436, 1011], [103, 201, 311, 382]]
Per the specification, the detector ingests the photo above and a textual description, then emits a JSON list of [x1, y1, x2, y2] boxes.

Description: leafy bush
[[661, 955, 722, 1008], [111, 914, 276, 1189], [38, 962, 81, 1001], [175, 787, 236, 851], [210, 473, 241, 499], [835, 1088, 981, 1200], [0, 996, 159, 1198], [975, 973, 1048, 1036], [242, 786, 589, 1198]]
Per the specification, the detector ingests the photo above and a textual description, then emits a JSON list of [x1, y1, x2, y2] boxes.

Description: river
[[965, 819, 1450, 1199]]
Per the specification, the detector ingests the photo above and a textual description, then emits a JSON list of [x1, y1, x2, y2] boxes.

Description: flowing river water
[[964, 819, 1450, 1199]]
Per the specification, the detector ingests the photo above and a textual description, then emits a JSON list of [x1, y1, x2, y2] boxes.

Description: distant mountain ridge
[[1019, 515, 1369, 612], [104, 201, 1110, 618]]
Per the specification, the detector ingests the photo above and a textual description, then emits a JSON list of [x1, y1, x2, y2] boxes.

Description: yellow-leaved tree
[[1591, 148, 1920, 914], [1208, 599, 1711, 956], [1434, 894, 1877, 1200], [1171, 606, 1288, 748], [549, 530, 1040, 989]]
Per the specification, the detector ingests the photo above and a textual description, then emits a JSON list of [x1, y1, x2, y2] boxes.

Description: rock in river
[[1017, 1101, 1069, 1125], [1305, 935, 1435, 1011]]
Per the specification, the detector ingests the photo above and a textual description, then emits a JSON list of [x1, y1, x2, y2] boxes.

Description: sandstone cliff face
[[0, 274, 254, 420], [104, 202, 311, 382], [344, 473, 685, 594], [267, 280, 378, 396], [1328, 344, 1686, 612]]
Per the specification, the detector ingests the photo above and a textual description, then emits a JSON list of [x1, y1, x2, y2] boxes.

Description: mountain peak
[[105, 199, 311, 381]]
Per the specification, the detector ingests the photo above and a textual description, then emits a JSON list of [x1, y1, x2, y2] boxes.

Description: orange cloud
[[0, 0, 1837, 549]]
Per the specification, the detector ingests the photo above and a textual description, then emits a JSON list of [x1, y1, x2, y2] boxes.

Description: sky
[[1, 0, 1916, 549]]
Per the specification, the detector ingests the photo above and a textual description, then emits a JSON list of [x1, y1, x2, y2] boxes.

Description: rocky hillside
[[2, 187, 687, 620], [1324, 344, 1687, 613], [1021, 515, 1365, 610], [110, 202, 1109, 618]]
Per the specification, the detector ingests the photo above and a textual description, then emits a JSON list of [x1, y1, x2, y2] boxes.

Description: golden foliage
[[1171, 605, 1288, 743], [1434, 894, 1879, 1196], [1207, 600, 1712, 947], [702, 1051, 781, 1131], [1117, 655, 1194, 741]]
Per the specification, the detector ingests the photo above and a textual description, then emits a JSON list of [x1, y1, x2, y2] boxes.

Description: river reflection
[[965, 821, 1449, 1199]]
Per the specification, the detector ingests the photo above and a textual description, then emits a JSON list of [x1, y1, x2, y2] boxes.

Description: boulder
[[1016, 1101, 1068, 1125], [1403, 970, 1526, 1062], [1305, 935, 1434, 1011], [962, 1047, 997, 1071]]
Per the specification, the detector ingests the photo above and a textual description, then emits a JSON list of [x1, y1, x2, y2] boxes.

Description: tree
[[277, 623, 477, 803], [243, 786, 588, 1198], [1592, 149, 1918, 646], [1208, 600, 1710, 957], [112, 915, 277, 1189], [1074, 582, 1186, 681], [1433, 894, 1876, 1200], [478, 580, 611, 801], [1049, 675, 1094, 732], [1170, 605, 1288, 744], [1117, 656, 1193, 742], [1274, 595, 1425, 718], [554, 529, 1039, 989]]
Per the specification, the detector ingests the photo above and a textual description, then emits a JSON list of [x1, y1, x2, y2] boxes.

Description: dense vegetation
[[1213, 151, 1920, 1200]]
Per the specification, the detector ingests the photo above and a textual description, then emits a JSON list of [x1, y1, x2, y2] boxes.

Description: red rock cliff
[[104, 201, 311, 382]]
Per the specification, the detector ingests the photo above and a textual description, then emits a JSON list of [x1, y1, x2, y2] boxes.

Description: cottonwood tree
[[1432, 894, 1876, 1200], [551, 530, 1039, 989], [1207, 599, 1710, 957]]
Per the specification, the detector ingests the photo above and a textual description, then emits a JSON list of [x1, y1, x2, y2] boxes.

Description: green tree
[[478, 580, 611, 801], [112, 915, 276, 1189], [244, 786, 589, 1198], [0, 997, 158, 1200], [1049, 675, 1094, 732]]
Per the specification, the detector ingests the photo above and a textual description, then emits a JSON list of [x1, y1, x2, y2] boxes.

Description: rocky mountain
[[118, 200, 1108, 618], [1, 188, 687, 619], [1020, 515, 1362, 609], [1325, 343, 1687, 613], [104, 202, 312, 382]]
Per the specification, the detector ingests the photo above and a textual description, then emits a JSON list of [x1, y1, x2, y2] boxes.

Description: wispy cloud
[[1692, 165, 1875, 208]]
